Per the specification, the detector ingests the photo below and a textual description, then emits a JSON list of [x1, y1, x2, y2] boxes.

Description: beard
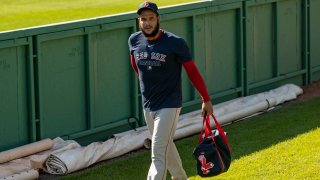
[[141, 22, 160, 38]]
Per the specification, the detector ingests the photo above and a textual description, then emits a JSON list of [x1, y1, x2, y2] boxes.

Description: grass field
[[0, 0, 200, 32], [61, 97, 320, 179]]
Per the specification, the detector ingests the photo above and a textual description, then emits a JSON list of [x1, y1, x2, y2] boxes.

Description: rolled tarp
[[0, 137, 80, 179], [0, 169, 39, 180], [43, 84, 302, 175], [0, 139, 54, 164], [0, 161, 30, 179], [44, 127, 151, 174]]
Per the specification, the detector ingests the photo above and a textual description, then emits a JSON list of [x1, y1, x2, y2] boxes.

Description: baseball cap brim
[[137, 7, 158, 15]]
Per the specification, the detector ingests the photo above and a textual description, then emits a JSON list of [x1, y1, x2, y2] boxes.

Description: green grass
[[61, 97, 320, 179], [0, 0, 200, 32], [218, 128, 320, 179]]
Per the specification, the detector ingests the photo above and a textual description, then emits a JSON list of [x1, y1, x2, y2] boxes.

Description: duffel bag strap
[[197, 115, 215, 144], [211, 114, 232, 153]]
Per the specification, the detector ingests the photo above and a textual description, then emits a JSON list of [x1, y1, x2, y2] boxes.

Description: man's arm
[[182, 60, 213, 116]]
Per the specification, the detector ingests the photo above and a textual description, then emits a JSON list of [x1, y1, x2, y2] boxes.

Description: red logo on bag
[[198, 155, 214, 174]]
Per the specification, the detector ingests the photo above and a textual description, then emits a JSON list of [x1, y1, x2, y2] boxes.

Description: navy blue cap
[[137, 2, 159, 15]]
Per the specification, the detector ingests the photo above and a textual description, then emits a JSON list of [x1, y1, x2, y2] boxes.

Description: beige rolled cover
[[1, 169, 39, 180], [44, 127, 151, 174], [0, 139, 54, 164]]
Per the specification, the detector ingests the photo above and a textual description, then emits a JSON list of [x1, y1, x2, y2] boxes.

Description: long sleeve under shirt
[[128, 30, 210, 111]]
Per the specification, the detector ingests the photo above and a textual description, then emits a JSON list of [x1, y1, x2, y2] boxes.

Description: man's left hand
[[202, 101, 213, 116]]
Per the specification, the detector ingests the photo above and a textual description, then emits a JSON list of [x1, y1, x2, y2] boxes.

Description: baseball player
[[128, 2, 213, 180]]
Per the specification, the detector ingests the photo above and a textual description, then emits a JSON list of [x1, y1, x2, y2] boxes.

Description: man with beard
[[128, 2, 213, 180]]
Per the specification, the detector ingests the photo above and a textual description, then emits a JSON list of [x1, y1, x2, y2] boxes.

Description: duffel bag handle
[[198, 114, 232, 153]]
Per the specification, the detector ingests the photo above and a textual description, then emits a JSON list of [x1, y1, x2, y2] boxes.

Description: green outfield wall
[[0, 0, 319, 151]]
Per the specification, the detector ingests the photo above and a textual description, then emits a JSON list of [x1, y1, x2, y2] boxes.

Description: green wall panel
[[310, 0, 320, 69], [93, 29, 135, 127], [93, 28, 132, 127], [277, 0, 303, 74], [0, 46, 29, 151], [38, 35, 87, 138], [194, 14, 208, 85], [207, 9, 240, 93], [312, 71, 320, 81], [247, 2, 276, 83]]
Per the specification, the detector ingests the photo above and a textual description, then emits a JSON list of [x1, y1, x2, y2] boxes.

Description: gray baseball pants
[[144, 108, 188, 180]]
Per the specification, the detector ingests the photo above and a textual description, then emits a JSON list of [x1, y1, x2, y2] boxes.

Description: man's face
[[138, 10, 160, 37]]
